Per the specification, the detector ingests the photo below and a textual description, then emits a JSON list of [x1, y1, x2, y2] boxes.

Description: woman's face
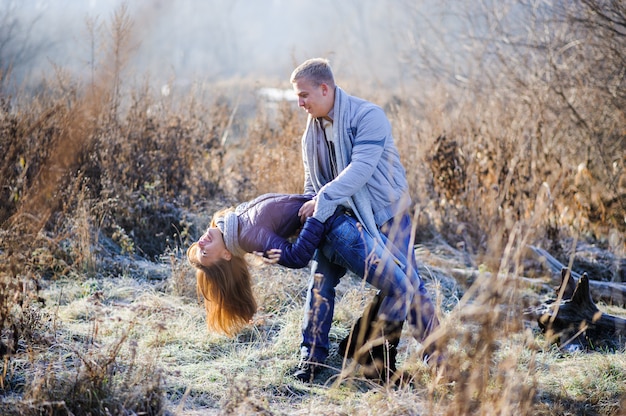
[[194, 227, 232, 267]]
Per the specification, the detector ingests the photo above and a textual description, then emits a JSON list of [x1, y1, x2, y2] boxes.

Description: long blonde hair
[[187, 209, 257, 335]]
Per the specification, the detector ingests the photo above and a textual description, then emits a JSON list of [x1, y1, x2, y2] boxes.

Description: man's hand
[[298, 199, 316, 222], [253, 248, 282, 264]]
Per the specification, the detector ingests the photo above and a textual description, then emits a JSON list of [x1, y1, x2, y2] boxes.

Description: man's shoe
[[293, 360, 322, 382]]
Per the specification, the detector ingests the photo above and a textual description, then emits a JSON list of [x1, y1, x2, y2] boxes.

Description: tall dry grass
[[0, 5, 228, 414]]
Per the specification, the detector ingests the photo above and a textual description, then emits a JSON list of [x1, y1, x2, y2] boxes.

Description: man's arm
[[315, 107, 389, 214], [298, 199, 316, 220]]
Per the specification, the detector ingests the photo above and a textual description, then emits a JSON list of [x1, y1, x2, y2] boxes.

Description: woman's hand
[[253, 248, 282, 264], [298, 199, 316, 222]]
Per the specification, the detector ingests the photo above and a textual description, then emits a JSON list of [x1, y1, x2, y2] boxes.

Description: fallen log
[[529, 245, 626, 307], [535, 269, 626, 350], [449, 268, 554, 294]]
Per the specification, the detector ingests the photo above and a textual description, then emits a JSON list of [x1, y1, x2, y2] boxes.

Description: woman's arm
[[262, 217, 325, 268]]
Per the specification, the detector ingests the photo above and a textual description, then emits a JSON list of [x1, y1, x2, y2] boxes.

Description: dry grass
[[1, 1, 625, 415]]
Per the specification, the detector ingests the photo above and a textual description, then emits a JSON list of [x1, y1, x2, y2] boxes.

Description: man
[[290, 58, 438, 382]]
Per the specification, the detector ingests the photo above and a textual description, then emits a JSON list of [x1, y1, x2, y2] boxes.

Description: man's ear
[[321, 83, 329, 96]]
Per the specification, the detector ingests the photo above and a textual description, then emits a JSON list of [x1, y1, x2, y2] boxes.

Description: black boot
[[339, 291, 383, 359], [359, 320, 403, 381], [339, 293, 404, 382], [293, 358, 323, 382]]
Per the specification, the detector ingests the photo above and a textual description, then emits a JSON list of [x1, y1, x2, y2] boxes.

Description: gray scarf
[[303, 86, 382, 243]]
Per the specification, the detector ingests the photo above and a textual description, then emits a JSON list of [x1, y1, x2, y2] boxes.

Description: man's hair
[[290, 57, 335, 88], [187, 243, 257, 336]]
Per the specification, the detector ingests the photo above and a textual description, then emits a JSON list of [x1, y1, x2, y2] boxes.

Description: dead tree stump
[[529, 245, 626, 306], [537, 269, 626, 350]]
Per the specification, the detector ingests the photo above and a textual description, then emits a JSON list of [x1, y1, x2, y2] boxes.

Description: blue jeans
[[300, 211, 435, 363]]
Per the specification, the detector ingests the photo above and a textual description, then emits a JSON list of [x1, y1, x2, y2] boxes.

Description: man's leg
[[381, 212, 439, 341], [321, 215, 412, 323], [323, 215, 411, 381], [379, 211, 418, 276], [294, 250, 345, 381]]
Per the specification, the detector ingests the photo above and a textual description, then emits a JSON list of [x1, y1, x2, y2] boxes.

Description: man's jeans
[[300, 211, 432, 363]]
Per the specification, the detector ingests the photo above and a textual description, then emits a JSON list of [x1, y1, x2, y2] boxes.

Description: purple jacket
[[234, 193, 325, 268]]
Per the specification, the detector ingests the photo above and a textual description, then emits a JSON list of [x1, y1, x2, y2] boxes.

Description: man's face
[[292, 78, 333, 118]]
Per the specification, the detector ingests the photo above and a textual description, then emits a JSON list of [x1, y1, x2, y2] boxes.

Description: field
[[1, 1, 625, 415]]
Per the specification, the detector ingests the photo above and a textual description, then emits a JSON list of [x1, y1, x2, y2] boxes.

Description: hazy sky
[[6, 0, 463, 92]]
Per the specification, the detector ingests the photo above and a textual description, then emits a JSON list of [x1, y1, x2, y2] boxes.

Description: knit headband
[[218, 211, 246, 258]]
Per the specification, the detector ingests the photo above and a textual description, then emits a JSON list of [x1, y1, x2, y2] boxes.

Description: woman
[[187, 193, 328, 335], [187, 193, 437, 378]]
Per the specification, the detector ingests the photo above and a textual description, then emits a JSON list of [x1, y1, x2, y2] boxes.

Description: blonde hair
[[290, 57, 335, 88], [187, 208, 257, 335]]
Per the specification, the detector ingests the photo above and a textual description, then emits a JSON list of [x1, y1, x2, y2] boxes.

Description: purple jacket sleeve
[[264, 217, 325, 269]]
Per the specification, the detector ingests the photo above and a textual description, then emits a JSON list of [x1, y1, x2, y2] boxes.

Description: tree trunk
[[529, 245, 626, 307]]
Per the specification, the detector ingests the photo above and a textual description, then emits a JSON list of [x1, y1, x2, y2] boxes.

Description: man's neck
[[323, 107, 335, 123]]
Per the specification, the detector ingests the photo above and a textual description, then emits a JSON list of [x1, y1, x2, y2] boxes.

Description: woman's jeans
[[300, 211, 435, 363]]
